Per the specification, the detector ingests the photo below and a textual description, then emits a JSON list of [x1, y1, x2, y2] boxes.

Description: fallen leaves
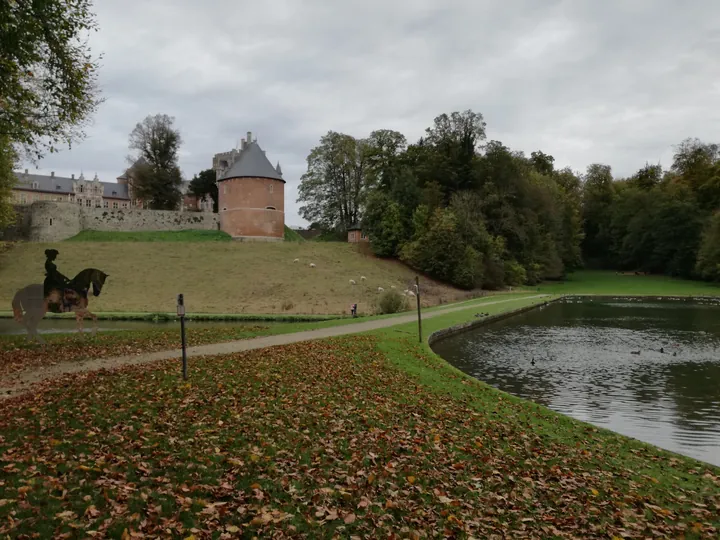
[[0, 335, 716, 538], [0, 325, 272, 384]]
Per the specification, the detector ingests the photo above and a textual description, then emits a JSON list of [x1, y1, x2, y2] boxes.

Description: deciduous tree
[[189, 168, 218, 212], [297, 131, 369, 231], [0, 0, 102, 160], [128, 114, 183, 210]]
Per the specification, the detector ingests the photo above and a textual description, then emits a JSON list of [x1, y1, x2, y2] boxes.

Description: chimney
[[24, 168, 28, 174], [246, 131, 252, 144], [71, 174, 75, 179], [51, 171, 55, 177], [241, 138, 246, 150]]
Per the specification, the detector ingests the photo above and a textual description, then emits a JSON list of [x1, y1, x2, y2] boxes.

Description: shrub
[[376, 290, 408, 314]]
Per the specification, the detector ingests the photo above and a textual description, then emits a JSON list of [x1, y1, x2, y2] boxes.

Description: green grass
[[283, 225, 305, 242], [65, 229, 232, 242], [0, 241, 473, 314], [535, 270, 720, 296]]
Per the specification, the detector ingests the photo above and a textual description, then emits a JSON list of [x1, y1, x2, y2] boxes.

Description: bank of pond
[[432, 296, 720, 467]]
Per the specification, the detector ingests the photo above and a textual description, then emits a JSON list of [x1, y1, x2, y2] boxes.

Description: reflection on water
[[432, 298, 720, 467]]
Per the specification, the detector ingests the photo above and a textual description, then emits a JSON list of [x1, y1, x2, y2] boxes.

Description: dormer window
[[56, 185, 61, 190], [79, 185, 84, 193], [31, 182, 38, 189], [112, 191, 117, 196]]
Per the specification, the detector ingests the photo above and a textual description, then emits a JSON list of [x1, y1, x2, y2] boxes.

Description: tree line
[[298, 111, 720, 288]]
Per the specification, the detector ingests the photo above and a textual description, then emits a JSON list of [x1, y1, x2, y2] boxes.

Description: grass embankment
[[283, 226, 305, 242], [0, 294, 718, 537], [0, 241, 473, 315]]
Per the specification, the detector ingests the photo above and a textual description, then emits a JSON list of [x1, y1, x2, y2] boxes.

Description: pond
[[0, 318, 283, 336], [431, 297, 720, 467]]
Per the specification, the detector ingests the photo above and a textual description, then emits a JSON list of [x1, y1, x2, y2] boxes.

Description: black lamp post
[[177, 294, 187, 380]]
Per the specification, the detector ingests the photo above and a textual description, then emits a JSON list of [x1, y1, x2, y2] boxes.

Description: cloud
[[20, 0, 720, 226]]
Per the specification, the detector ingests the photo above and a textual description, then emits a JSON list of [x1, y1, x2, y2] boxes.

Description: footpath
[[1, 295, 548, 399]]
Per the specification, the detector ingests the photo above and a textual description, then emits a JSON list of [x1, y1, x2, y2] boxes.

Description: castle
[[213, 131, 285, 241], [11, 160, 212, 213], [5, 131, 285, 242]]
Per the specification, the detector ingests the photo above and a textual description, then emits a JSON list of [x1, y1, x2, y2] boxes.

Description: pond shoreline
[[428, 293, 720, 346], [429, 295, 720, 469]]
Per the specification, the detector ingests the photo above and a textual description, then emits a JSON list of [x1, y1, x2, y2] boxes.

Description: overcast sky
[[21, 0, 720, 226]]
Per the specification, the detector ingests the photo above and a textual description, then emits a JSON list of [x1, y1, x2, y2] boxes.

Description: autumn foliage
[[0, 336, 717, 537]]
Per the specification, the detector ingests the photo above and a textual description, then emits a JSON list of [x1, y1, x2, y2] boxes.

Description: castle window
[[77, 198, 82, 204], [113, 202, 118, 209], [49, 218, 53, 226], [96, 201, 102, 208], [20, 195, 26, 204], [103, 201, 109, 208], [266, 206, 276, 210], [79, 185, 84, 193], [85, 199, 92, 207], [122, 202, 128, 208]]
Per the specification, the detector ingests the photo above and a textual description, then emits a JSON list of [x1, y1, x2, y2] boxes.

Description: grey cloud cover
[[22, 0, 720, 226]]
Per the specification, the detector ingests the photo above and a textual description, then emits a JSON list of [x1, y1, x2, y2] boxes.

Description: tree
[[0, 0, 102, 160], [297, 131, 369, 231], [363, 191, 404, 257], [189, 168, 218, 212], [0, 137, 17, 228], [530, 151, 555, 176], [696, 212, 720, 281], [365, 129, 407, 190], [581, 164, 615, 264], [128, 114, 183, 210]]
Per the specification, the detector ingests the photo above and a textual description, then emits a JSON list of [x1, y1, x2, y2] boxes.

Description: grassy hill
[[0, 241, 474, 315]]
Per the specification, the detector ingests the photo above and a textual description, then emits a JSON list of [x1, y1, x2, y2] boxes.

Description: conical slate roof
[[219, 141, 284, 182]]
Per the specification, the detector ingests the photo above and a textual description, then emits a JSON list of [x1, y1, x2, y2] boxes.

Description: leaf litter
[[0, 335, 717, 538]]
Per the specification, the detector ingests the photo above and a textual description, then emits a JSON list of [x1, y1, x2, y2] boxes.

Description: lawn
[[0, 241, 474, 315], [536, 270, 720, 296], [0, 293, 718, 537]]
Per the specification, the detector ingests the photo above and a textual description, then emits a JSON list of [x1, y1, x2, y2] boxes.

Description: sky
[[20, 0, 720, 227]]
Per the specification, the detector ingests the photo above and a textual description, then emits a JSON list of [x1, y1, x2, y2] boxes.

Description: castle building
[[11, 170, 132, 209], [12, 159, 212, 212], [213, 132, 285, 241]]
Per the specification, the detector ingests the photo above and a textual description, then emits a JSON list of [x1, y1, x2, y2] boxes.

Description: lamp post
[[415, 276, 422, 343], [177, 294, 187, 380]]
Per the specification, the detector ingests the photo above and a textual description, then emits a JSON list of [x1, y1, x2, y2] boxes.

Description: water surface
[[432, 297, 720, 467]]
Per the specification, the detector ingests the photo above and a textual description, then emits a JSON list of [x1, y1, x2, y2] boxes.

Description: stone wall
[[1, 202, 219, 242], [80, 206, 218, 235]]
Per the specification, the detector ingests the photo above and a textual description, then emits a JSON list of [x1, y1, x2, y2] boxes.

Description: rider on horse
[[43, 249, 88, 312]]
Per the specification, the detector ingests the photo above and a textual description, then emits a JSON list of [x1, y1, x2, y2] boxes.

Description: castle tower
[[215, 132, 285, 241]]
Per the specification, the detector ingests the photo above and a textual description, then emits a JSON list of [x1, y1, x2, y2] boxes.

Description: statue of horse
[[11, 268, 109, 342]]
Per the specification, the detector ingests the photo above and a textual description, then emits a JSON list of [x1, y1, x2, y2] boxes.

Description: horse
[[12, 268, 109, 342]]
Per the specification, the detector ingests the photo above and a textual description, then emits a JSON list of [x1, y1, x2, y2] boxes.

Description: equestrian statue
[[11, 249, 109, 342]]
